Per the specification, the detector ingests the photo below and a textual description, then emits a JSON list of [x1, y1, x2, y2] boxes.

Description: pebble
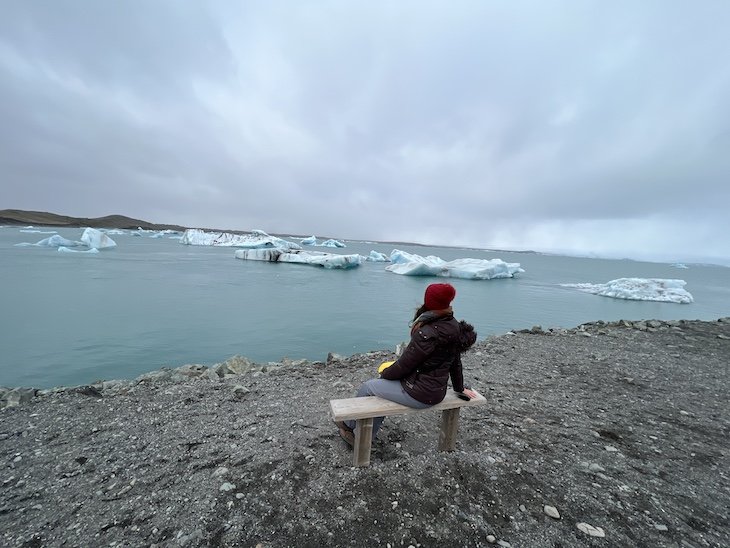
[[577, 522, 606, 537], [605, 446, 618, 452], [497, 541, 512, 548], [544, 505, 560, 519], [588, 463, 605, 472], [486, 535, 496, 544], [212, 467, 229, 478], [654, 524, 668, 531], [518, 504, 526, 512], [219, 482, 236, 492]]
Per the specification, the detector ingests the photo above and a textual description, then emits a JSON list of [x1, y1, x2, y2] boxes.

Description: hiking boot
[[334, 420, 353, 433], [338, 427, 355, 447]]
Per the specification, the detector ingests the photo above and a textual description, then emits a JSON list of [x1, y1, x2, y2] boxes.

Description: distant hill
[[0, 210, 188, 232]]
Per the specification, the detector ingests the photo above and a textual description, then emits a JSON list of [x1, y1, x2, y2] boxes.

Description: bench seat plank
[[330, 389, 486, 422]]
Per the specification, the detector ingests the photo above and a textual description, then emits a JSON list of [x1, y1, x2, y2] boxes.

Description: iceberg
[[234, 249, 361, 269], [320, 239, 346, 248], [300, 236, 317, 245], [561, 278, 693, 304], [386, 250, 524, 280], [103, 229, 127, 235], [671, 263, 689, 269], [365, 250, 389, 262], [37, 235, 84, 247], [80, 228, 117, 249], [180, 229, 301, 250], [14, 235, 84, 248], [58, 246, 100, 254], [20, 229, 57, 234]]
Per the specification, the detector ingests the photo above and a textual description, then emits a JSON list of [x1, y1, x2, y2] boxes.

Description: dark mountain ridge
[[0, 209, 187, 232]]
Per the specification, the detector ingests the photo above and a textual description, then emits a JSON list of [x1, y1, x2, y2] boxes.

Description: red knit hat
[[424, 283, 456, 310]]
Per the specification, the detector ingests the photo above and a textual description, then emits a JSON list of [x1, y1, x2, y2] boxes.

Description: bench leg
[[353, 418, 373, 467], [438, 408, 460, 451]]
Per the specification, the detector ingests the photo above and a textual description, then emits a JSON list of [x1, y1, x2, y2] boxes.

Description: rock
[[232, 385, 250, 398], [654, 524, 668, 531], [544, 505, 560, 519], [220, 355, 256, 375], [101, 379, 130, 391], [2, 388, 36, 408], [717, 334, 730, 340], [212, 467, 229, 478], [588, 463, 605, 472], [137, 369, 174, 383], [176, 364, 208, 378], [518, 504, 526, 512], [219, 482, 236, 492], [326, 352, 345, 364], [486, 535, 496, 544], [203, 368, 221, 381], [577, 522, 606, 537], [497, 541, 512, 548]]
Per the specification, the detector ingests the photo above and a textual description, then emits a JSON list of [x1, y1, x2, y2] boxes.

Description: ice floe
[[234, 249, 361, 269], [386, 250, 524, 279], [671, 263, 689, 269], [15, 235, 84, 248], [19, 229, 57, 234], [561, 278, 693, 304], [365, 251, 389, 262], [58, 246, 100, 254], [298, 236, 346, 248], [81, 228, 117, 249], [180, 229, 301, 250], [320, 239, 346, 248]]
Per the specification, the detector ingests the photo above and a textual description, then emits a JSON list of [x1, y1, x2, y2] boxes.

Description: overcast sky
[[2, 1, 729, 263]]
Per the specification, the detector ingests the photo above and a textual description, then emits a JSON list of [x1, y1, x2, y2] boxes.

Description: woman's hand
[[463, 388, 477, 399]]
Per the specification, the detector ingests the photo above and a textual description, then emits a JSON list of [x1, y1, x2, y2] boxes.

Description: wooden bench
[[330, 389, 486, 467]]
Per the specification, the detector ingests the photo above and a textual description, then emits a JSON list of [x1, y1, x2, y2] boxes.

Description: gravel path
[[1, 318, 728, 547]]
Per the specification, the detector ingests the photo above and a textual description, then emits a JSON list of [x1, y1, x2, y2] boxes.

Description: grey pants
[[344, 379, 432, 439]]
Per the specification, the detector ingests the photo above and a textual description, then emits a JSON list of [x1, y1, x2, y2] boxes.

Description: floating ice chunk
[[300, 236, 317, 245], [180, 229, 301, 250], [80, 228, 117, 249], [234, 249, 361, 269], [320, 239, 346, 248], [37, 235, 84, 247], [58, 246, 99, 254], [386, 249, 524, 280], [103, 229, 127, 235], [671, 263, 689, 269], [15, 235, 84, 248], [561, 278, 693, 304], [20, 229, 57, 234], [365, 250, 389, 262]]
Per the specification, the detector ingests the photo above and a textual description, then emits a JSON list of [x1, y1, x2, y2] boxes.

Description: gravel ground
[[1, 318, 728, 548]]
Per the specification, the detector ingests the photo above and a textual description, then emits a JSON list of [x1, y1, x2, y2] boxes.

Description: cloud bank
[[1, 0, 729, 263]]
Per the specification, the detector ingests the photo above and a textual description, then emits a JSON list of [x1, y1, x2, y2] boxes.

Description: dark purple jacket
[[380, 313, 465, 404]]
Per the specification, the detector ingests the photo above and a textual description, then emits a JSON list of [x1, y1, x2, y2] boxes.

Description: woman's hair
[[457, 320, 477, 352], [413, 304, 429, 322]]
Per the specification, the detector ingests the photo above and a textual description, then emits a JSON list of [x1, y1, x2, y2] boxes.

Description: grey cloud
[[1, 1, 729, 261]]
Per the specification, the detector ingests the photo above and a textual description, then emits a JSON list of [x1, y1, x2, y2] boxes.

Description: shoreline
[[2, 316, 727, 401], [1, 317, 728, 547]]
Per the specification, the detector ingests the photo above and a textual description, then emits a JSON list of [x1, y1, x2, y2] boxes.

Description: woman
[[336, 282, 478, 446]]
